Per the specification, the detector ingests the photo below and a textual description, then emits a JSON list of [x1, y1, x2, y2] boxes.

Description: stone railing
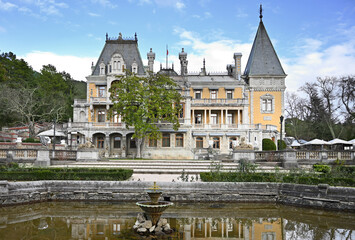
[[233, 150, 355, 168], [0, 149, 38, 162], [49, 150, 77, 161], [191, 98, 247, 106]]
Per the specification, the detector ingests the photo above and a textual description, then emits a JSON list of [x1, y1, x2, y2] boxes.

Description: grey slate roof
[[92, 39, 145, 75], [244, 21, 286, 77]]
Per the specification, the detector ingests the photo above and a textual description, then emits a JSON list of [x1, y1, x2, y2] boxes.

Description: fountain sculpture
[[135, 182, 174, 234]]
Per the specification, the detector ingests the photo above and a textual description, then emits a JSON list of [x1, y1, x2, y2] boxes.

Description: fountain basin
[[136, 201, 173, 213], [136, 201, 173, 225]]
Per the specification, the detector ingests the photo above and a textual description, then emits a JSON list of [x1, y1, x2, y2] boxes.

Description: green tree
[[109, 73, 182, 158]]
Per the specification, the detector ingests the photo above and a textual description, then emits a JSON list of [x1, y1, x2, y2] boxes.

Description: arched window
[[110, 53, 125, 74], [132, 61, 138, 74]]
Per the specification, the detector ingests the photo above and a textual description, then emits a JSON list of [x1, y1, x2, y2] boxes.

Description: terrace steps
[[51, 159, 281, 174]]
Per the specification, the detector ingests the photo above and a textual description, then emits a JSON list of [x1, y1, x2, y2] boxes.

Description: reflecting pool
[[0, 202, 354, 239]]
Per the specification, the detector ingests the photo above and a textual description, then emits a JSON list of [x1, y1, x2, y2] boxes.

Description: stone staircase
[[51, 159, 280, 174]]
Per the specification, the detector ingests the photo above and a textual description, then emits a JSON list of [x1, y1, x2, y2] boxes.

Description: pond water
[[0, 201, 354, 239]]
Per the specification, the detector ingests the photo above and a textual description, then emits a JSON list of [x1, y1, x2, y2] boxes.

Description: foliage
[[200, 165, 355, 187], [285, 76, 355, 141], [262, 138, 276, 151], [22, 137, 40, 143], [239, 158, 257, 173], [0, 52, 86, 135], [109, 72, 182, 158], [0, 167, 133, 181], [277, 140, 287, 150], [313, 164, 331, 174]]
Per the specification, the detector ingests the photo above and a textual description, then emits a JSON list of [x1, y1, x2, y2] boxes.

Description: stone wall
[[0, 181, 354, 211]]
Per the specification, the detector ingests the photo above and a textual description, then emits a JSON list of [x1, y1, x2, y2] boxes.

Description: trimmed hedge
[[262, 139, 276, 151], [0, 167, 133, 181], [200, 172, 355, 187]]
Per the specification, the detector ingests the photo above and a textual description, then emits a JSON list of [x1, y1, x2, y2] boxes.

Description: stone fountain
[[134, 182, 174, 234]]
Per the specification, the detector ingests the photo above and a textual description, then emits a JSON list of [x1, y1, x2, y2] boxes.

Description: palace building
[[67, 12, 286, 159]]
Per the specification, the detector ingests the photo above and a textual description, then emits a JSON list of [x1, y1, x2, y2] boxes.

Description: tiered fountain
[[136, 182, 173, 226]]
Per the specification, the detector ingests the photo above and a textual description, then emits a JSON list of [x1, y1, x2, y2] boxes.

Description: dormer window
[[132, 61, 138, 74], [99, 62, 105, 75], [110, 53, 125, 75]]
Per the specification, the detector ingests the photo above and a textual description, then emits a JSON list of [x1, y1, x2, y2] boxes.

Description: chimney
[[233, 53, 242, 80]]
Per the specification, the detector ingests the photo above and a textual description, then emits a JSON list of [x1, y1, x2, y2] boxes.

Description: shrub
[[313, 164, 331, 174], [277, 140, 287, 150], [0, 167, 133, 181], [262, 139, 276, 151], [22, 137, 40, 143]]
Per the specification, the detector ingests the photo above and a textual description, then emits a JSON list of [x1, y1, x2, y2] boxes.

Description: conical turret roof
[[244, 20, 286, 77]]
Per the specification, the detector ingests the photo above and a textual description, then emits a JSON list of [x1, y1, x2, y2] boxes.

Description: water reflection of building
[[176, 217, 282, 240], [68, 217, 282, 240], [70, 218, 135, 239]]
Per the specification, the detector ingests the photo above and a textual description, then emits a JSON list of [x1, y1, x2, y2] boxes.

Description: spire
[[259, 4, 263, 22], [244, 8, 286, 77]]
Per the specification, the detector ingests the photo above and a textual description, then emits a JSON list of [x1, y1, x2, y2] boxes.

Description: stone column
[[282, 150, 298, 169], [204, 109, 207, 125], [122, 135, 126, 158], [221, 109, 224, 125], [35, 150, 50, 167], [185, 97, 191, 125]]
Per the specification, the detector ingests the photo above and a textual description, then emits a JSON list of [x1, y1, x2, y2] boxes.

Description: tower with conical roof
[[243, 5, 286, 133]]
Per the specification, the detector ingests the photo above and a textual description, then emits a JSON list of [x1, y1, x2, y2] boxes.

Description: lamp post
[[280, 115, 284, 150], [52, 118, 56, 159]]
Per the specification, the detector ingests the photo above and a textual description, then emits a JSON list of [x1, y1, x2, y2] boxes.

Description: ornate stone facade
[[67, 14, 286, 159]]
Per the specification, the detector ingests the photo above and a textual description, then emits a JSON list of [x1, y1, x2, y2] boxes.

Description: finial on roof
[[135, 32, 137, 41], [106, 33, 108, 40], [203, 58, 205, 69], [259, 4, 263, 22]]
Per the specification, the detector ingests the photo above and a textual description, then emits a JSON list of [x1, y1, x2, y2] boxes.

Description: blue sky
[[0, 0, 354, 92]]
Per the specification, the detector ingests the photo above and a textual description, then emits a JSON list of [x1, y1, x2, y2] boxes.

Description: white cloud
[[175, 1, 185, 10], [0, 25, 6, 33], [88, 12, 100, 17], [20, 51, 97, 81], [156, 28, 252, 74], [0, 0, 17, 11], [283, 37, 355, 93], [91, 0, 117, 8]]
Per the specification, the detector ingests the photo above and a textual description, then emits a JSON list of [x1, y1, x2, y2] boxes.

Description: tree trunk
[[135, 138, 143, 158], [28, 121, 36, 139]]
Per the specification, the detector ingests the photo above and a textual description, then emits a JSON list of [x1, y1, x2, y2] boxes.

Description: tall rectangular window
[[113, 136, 121, 148], [98, 110, 105, 122], [162, 133, 170, 147], [130, 138, 136, 148], [227, 114, 233, 124], [196, 137, 203, 148], [211, 113, 218, 124], [226, 90, 233, 99], [195, 113, 202, 124], [229, 137, 237, 149], [262, 99, 273, 111], [212, 137, 220, 149], [97, 136, 104, 149], [195, 90, 201, 99], [175, 133, 183, 147], [211, 90, 217, 99], [98, 86, 106, 97], [149, 137, 157, 147]]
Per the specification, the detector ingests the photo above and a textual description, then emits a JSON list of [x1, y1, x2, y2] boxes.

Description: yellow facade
[[234, 87, 243, 98], [252, 91, 282, 131]]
